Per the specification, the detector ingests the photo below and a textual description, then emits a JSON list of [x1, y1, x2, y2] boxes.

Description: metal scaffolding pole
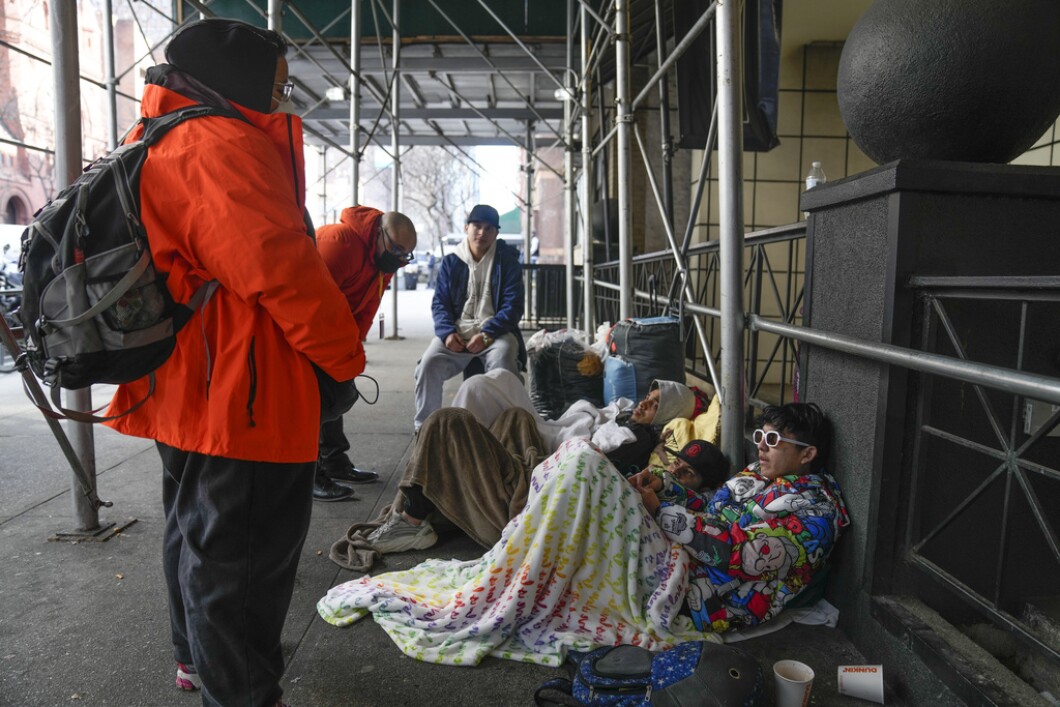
[[268, 0, 283, 31], [350, 0, 362, 205], [387, 0, 402, 339], [615, 0, 632, 320], [51, 0, 99, 532], [632, 125, 721, 395], [654, 0, 673, 224], [631, 2, 717, 111], [524, 121, 534, 322], [580, 0, 594, 337], [716, 0, 746, 463], [421, 72, 564, 179], [424, 0, 565, 146], [564, 0, 576, 328], [319, 145, 328, 219], [102, 0, 118, 150]]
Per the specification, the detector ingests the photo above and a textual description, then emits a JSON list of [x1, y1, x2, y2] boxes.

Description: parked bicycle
[[0, 254, 24, 373]]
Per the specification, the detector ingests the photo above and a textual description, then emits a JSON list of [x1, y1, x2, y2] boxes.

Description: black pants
[[403, 483, 435, 520], [318, 416, 351, 466], [159, 442, 314, 707]]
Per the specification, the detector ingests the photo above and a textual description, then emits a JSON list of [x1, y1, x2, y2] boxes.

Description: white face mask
[[272, 98, 296, 114]]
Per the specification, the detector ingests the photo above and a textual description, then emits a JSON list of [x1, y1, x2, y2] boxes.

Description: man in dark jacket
[[413, 204, 525, 429]]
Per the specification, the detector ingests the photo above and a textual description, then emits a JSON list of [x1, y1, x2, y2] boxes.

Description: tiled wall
[[1012, 119, 1060, 167], [691, 40, 1060, 239], [693, 42, 871, 239], [685, 41, 1059, 396]]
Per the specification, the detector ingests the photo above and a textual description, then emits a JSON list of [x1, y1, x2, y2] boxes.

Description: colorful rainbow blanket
[[317, 438, 718, 666]]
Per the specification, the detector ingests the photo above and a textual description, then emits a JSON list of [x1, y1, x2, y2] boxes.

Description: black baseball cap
[[673, 439, 728, 488], [466, 204, 500, 229]]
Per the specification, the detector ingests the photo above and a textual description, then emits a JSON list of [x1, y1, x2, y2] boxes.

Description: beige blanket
[[329, 407, 545, 572]]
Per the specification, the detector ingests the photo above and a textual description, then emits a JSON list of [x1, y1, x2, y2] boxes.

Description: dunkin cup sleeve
[[837, 664, 885, 703]]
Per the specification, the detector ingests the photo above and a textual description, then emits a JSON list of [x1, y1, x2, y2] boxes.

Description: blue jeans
[[159, 442, 314, 707]]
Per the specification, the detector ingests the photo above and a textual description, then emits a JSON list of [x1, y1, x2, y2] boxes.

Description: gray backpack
[[18, 105, 234, 421]]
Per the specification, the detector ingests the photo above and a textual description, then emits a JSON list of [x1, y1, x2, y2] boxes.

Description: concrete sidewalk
[[0, 287, 885, 706]]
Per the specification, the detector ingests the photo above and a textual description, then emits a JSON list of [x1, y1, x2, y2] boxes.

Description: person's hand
[[632, 473, 661, 514], [445, 333, 466, 352], [629, 468, 663, 493], [465, 332, 487, 354]]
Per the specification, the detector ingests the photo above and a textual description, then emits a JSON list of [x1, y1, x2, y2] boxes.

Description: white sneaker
[[366, 513, 438, 554]]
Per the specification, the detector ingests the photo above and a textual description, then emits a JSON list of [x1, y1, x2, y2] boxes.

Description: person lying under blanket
[[328, 379, 698, 572], [450, 369, 702, 475], [317, 402, 848, 667]]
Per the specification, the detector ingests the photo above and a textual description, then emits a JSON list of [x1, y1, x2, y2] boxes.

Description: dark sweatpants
[[158, 442, 315, 707], [318, 416, 351, 465]]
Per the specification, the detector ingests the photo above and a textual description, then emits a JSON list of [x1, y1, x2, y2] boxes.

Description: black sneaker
[[321, 462, 379, 484], [313, 472, 356, 502]]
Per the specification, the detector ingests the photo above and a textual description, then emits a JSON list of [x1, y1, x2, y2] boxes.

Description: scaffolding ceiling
[[200, 0, 676, 151], [290, 40, 570, 149]]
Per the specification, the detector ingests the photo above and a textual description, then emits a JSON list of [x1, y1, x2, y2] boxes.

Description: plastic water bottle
[[804, 161, 826, 218], [805, 161, 826, 190]]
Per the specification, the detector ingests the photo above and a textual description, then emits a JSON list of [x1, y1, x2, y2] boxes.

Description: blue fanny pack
[[533, 641, 764, 707]]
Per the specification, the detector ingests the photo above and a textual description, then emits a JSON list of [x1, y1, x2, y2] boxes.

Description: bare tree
[[395, 146, 476, 254], [24, 151, 54, 202]]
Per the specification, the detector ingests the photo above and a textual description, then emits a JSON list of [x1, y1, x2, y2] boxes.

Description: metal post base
[[385, 335, 406, 341], [49, 517, 138, 543]]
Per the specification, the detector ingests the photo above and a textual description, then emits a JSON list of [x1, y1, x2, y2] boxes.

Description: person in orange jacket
[[312, 207, 417, 501], [103, 19, 361, 707]]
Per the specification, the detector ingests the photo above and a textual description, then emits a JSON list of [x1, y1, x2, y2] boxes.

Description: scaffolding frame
[[19, 0, 749, 531], [33, 0, 1060, 508]]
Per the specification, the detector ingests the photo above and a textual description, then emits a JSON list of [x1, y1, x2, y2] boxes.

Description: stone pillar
[[800, 159, 1060, 702]]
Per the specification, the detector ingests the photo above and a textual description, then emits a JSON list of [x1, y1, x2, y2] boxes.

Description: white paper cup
[[773, 660, 815, 707], [838, 664, 885, 703]]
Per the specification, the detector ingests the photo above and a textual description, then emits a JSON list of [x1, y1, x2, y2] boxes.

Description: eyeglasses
[[380, 225, 414, 263], [273, 81, 294, 102], [752, 428, 811, 448]]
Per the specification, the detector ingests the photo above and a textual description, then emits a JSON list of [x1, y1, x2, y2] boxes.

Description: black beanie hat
[[164, 19, 286, 113]]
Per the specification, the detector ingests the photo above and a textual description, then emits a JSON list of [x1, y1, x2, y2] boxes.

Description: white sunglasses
[[752, 428, 811, 448]]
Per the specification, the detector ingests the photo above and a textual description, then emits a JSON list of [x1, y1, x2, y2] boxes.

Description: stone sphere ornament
[[837, 0, 1060, 164]]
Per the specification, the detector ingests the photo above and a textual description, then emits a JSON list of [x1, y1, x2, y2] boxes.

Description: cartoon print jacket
[[654, 462, 850, 632]]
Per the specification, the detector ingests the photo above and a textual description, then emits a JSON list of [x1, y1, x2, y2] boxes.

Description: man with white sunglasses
[[650, 402, 851, 633]]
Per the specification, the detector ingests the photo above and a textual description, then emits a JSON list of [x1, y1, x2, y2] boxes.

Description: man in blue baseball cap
[[413, 204, 526, 430]]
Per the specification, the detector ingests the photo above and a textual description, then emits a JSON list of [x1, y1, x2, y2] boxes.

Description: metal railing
[[522, 263, 582, 331], [588, 229, 1060, 669], [748, 278, 1060, 667], [903, 277, 1060, 664]]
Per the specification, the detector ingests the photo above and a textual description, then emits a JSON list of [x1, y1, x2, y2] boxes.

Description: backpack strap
[[533, 678, 581, 707], [45, 249, 154, 329], [138, 103, 248, 147], [18, 363, 154, 424], [28, 281, 217, 426]]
